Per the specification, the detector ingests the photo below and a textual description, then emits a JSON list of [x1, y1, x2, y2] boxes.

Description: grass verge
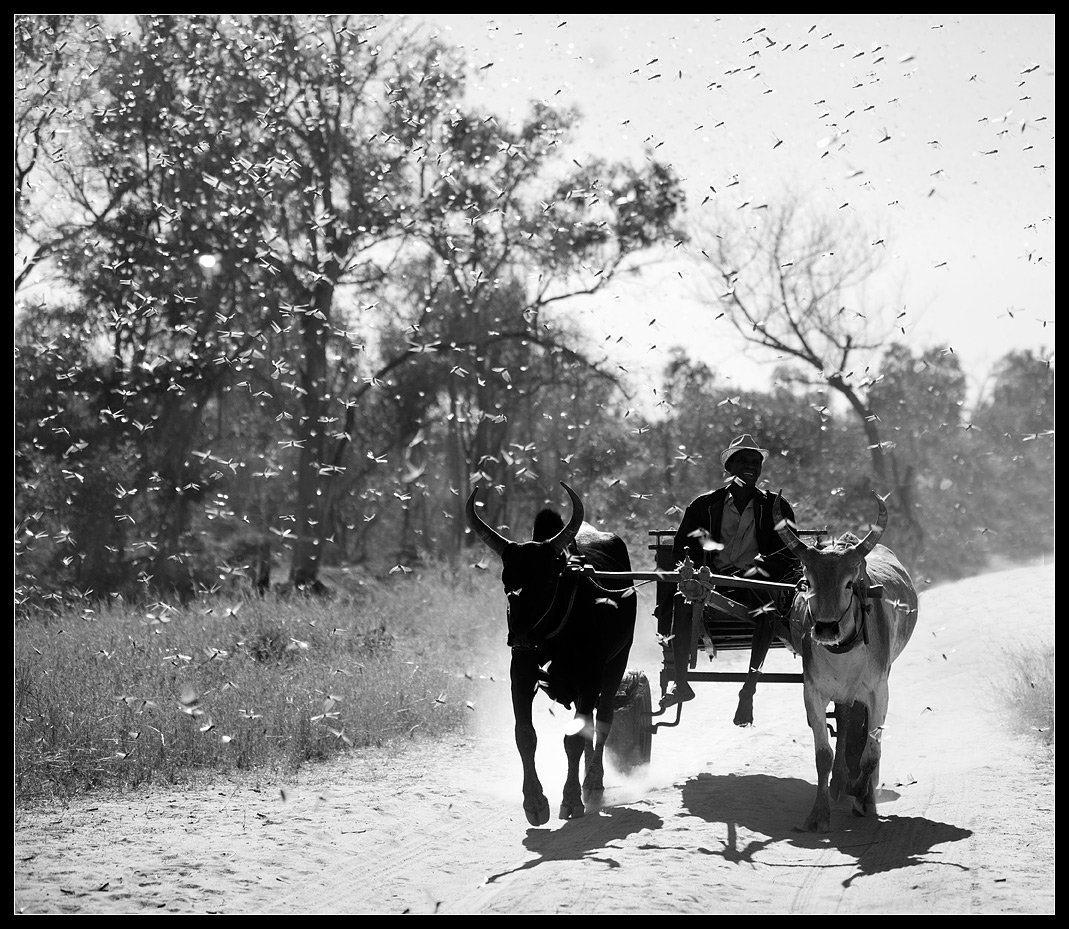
[[1003, 641, 1054, 759], [15, 563, 507, 803]]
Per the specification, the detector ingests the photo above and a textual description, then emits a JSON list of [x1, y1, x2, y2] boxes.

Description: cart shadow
[[485, 805, 664, 885], [680, 772, 973, 887]]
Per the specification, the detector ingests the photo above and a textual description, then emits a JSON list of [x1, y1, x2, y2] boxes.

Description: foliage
[[14, 14, 685, 595], [13, 14, 1054, 812], [14, 16, 1053, 610]]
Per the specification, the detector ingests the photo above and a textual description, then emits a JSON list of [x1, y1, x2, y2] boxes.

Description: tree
[[15, 305, 139, 601], [970, 349, 1054, 560], [369, 92, 685, 556], [14, 15, 124, 296], [15, 14, 684, 597], [974, 349, 1054, 439], [690, 196, 926, 559], [867, 345, 981, 578]]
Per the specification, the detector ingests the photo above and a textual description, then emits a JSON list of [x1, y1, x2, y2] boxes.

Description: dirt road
[[14, 563, 1054, 914]]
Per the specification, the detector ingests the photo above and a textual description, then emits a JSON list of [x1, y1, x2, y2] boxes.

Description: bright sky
[[415, 13, 1055, 403]]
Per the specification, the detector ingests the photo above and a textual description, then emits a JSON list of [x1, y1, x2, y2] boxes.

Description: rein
[[509, 558, 635, 650]]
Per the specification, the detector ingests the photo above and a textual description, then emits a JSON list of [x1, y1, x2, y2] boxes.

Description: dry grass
[[14, 563, 508, 803], [1003, 642, 1054, 756]]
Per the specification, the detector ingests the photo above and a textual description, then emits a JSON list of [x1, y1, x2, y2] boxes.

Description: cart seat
[[697, 600, 793, 653], [648, 528, 818, 656], [699, 611, 767, 652]]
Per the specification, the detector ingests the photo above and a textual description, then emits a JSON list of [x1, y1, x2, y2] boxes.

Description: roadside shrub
[[1003, 642, 1054, 754]]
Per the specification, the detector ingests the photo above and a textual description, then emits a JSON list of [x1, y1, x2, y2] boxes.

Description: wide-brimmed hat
[[720, 433, 769, 468]]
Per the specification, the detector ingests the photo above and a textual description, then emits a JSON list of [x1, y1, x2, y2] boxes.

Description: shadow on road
[[486, 806, 664, 884], [681, 772, 973, 887]]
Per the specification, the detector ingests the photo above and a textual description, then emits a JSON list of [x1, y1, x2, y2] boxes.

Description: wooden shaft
[[687, 672, 804, 684], [582, 567, 882, 600], [583, 567, 796, 593]]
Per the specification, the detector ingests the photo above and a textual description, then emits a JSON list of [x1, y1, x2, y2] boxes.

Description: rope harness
[[508, 556, 634, 650], [799, 573, 872, 655], [507, 563, 579, 650], [508, 556, 636, 710]]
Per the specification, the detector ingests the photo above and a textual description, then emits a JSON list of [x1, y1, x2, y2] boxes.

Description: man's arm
[[763, 495, 802, 582], [672, 498, 705, 566], [671, 503, 695, 565]]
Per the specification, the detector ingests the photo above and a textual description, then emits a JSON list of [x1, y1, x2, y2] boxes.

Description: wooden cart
[[601, 525, 831, 773]]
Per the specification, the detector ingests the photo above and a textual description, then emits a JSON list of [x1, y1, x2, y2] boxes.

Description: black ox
[[466, 482, 637, 826]]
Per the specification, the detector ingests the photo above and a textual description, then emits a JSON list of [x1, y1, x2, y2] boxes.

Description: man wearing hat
[[659, 433, 802, 726]]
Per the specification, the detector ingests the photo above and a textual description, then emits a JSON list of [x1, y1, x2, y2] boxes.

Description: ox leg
[[801, 684, 834, 833], [582, 649, 629, 804], [561, 709, 593, 820], [511, 654, 550, 827], [581, 709, 607, 807], [829, 703, 850, 801], [851, 685, 887, 817]]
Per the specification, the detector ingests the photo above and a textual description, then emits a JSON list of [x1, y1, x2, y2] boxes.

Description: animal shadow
[[681, 772, 973, 887], [486, 806, 664, 884]]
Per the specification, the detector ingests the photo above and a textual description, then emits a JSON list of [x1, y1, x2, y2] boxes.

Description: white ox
[[774, 492, 918, 833]]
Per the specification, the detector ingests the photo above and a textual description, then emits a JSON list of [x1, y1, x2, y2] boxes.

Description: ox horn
[[465, 487, 510, 556], [547, 482, 584, 555], [853, 491, 889, 558], [772, 491, 810, 558]]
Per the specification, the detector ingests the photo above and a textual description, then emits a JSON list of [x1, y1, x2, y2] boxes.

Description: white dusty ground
[[14, 562, 1055, 914]]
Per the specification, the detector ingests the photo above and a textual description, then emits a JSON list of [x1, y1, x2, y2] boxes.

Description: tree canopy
[[14, 14, 1053, 607]]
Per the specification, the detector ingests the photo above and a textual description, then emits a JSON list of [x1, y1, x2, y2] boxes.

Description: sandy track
[[14, 563, 1054, 914]]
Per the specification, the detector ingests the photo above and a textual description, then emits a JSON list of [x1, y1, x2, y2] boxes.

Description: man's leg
[[661, 594, 696, 707], [734, 595, 774, 726]]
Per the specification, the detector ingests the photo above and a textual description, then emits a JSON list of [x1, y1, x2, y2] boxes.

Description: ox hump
[[574, 522, 616, 546], [573, 523, 632, 574]]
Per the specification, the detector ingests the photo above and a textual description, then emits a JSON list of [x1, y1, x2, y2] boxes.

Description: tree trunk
[[827, 375, 923, 565], [447, 381, 468, 554], [289, 280, 334, 590], [888, 453, 925, 566], [826, 374, 886, 483]]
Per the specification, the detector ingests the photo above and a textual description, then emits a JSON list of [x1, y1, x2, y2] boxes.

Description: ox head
[[466, 482, 584, 641], [773, 491, 888, 648]]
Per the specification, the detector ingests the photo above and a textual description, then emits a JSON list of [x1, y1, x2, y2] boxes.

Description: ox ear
[[772, 490, 809, 558], [465, 487, 510, 556], [853, 491, 889, 559], [547, 482, 584, 555]]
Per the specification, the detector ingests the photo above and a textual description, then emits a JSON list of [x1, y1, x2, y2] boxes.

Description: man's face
[[726, 450, 764, 487]]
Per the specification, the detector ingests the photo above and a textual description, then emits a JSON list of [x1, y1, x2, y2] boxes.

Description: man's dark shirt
[[671, 485, 801, 583]]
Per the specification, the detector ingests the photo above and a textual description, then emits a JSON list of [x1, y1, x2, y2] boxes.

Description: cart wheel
[[606, 669, 652, 774]]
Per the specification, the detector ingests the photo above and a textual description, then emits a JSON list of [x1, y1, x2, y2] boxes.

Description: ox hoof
[[582, 786, 604, 810], [799, 798, 831, 833], [851, 797, 877, 818], [849, 768, 877, 795], [583, 764, 605, 798], [559, 801, 586, 821], [524, 796, 551, 827]]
